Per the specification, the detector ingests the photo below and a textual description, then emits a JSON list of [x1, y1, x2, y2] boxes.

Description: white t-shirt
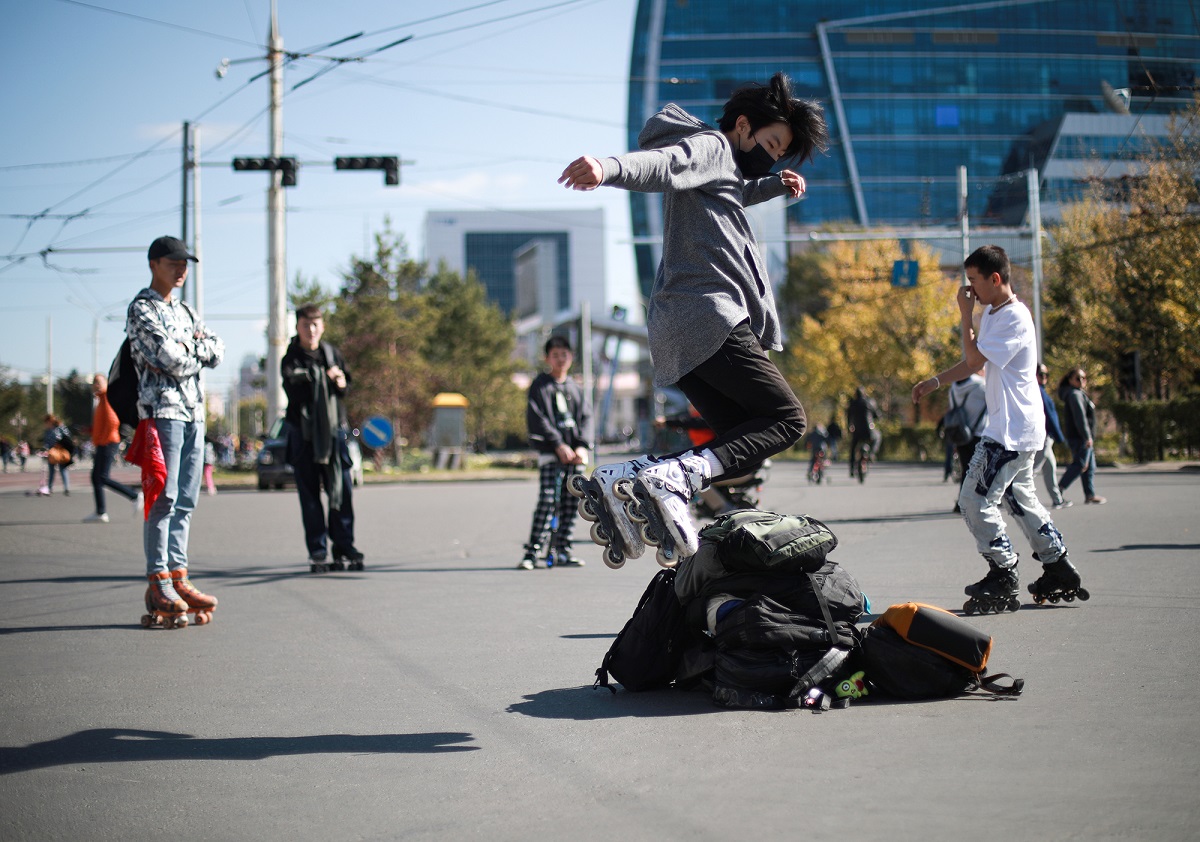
[[976, 300, 1045, 452]]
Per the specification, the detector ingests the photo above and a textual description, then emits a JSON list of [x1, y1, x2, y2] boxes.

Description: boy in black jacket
[[520, 336, 593, 569], [282, 304, 362, 572]]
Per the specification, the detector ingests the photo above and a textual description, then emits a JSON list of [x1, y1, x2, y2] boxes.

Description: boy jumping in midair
[[559, 72, 828, 568]]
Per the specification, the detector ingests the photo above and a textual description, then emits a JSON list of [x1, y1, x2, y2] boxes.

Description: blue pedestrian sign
[[360, 416, 394, 449], [891, 260, 919, 288]]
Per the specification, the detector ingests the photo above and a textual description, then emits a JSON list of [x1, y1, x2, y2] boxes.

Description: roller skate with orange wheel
[[141, 571, 189, 630], [566, 457, 656, 570], [170, 569, 217, 625]]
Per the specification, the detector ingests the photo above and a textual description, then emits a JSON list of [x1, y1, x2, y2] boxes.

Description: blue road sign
[[892, 260, 919, 288], [360, 416, 394, 449]]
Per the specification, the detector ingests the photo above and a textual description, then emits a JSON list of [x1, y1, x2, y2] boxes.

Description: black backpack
[[944, 391, 985, 448], [106, 338, 139, 430], [860, 625, 1024, 700], [595, 568, 693, 693]]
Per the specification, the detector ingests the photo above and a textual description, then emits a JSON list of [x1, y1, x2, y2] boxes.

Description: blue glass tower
[[627, 0, 1198, 296]]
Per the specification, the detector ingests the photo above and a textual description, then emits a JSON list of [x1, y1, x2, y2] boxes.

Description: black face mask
[[734, 134, 776, 178]]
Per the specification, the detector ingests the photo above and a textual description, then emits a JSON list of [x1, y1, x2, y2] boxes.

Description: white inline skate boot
[[627, 453, 711, 567], [566, 457, 657, 569]]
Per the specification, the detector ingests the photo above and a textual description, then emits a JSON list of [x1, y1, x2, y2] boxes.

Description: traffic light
[[231, 156, 299, 187], [1118, 350, 1142, 399], [334, 156, 400, 186]]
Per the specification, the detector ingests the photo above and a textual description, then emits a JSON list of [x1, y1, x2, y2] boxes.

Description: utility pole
[[958, 165, 970, 285], [265, 0, 287, 427], [1027, 167, 1044, 363], [46, 316, 53, 415]]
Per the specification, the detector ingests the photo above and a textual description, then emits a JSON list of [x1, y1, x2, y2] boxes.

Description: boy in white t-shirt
[[912, 246, 1087, 612]]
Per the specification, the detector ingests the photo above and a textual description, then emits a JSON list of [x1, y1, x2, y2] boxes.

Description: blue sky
[[0, 0, 638, 399]]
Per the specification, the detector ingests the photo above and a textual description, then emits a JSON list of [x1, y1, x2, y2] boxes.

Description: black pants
[[672, 322, 806, 474], [91, 442, 138, 515], [290, 432, 355, 558]]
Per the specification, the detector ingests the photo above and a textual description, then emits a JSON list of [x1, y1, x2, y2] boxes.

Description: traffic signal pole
[[265, 0, 287, 427]]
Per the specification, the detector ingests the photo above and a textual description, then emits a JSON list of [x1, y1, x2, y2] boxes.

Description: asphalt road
[[1, 459, 1198, 841]]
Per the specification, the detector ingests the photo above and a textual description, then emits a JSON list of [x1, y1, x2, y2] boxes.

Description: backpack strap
[[785, 571, 849, 704], [971, 672, 1024, 697]]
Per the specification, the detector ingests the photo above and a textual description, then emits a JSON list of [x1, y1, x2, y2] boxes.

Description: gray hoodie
[[599, 104, 790, 386]]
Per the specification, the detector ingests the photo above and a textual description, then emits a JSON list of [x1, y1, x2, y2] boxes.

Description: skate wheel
[[579, 498, 599, 522], [566, 473, 587, 498], [1007, 598, 1021, 612], [330, 560, 346, 572], [640, 522, 662, 547], [193, 611, 211, 625], [625, 500, 647, 523], [602, 547, 625, 570], [350, 561, 364, 572], [613, 477, 635, 501], [1077, 588, 1090, 601], [140, 614, 153, 628], [655, 546, 677, 569], [1063, 592, 1075, 603], [173, 615, 188, 629], [590, 521, 610, 545], [963, 600, 976, 616], [1049, 594, 1060, 604]]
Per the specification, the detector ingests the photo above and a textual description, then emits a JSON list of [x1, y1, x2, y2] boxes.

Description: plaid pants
[[525, 462, 580, 556]]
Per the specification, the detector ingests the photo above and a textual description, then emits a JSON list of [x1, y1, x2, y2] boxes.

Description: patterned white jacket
[[126, 287, 224, 423]]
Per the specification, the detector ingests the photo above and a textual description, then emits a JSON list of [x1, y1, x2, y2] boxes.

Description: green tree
[[1045, 97, 1200, 400], [325, 224, 435, 446], [780, 239, 960, 422]]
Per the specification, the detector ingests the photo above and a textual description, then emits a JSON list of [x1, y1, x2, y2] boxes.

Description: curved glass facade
[[627, 0, 1198, 296]]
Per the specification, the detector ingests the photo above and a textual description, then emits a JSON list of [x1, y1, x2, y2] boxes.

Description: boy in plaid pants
[[520, 336, 593, 569]]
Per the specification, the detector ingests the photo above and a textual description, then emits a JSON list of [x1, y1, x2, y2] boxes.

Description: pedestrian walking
[[40, 414, 73, 496], [83, 373, 140, 523], [1057, 367, 1106, 505], [1034, 363, 1070, 509]]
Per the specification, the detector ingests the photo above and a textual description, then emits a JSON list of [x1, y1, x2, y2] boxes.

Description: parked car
[[256, 419, 363, 491], [256, 418, 294, 491]]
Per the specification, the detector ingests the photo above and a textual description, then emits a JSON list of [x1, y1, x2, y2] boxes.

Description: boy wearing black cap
[[127, 236, 224, 626]]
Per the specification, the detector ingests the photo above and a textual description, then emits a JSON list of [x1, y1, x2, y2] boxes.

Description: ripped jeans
[[959, 438, 1066, 572]]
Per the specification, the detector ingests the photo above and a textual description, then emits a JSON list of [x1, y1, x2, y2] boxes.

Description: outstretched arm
[[558, 156, 604, 191]]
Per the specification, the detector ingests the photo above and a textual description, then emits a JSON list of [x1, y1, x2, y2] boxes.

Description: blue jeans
[[144, 419, 204, 575], [1058, 438, 1097, 500], [959, 439, 1066, 571]]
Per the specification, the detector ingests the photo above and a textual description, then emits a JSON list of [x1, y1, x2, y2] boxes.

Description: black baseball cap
[[148, 236, 198, 262]]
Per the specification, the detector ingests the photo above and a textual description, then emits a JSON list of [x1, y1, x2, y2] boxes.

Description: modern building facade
[[627, 0, 1198, 295], [423, 208, 607, 320]]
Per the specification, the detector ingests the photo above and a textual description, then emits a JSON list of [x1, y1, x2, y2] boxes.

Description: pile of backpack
[[594, 510, 1023, 710]]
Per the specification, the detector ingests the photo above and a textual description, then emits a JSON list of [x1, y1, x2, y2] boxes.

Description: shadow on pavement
[[508, 686, 717, 720], [0, 623, 135, 636], [0, 728, 478, 774], [823, 510, 959, 526], [1092, 542, 1200, 553]]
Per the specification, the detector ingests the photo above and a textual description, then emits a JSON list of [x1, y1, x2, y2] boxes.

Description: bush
[[1112, 394, 1200, 461]]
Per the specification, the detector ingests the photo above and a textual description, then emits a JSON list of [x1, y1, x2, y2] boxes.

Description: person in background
[[1057, 368, 1106, 505], [83, 373, 140, 523], [282, 304, 362, 572], [1034, 364, 1070, 509], [519, 335, 592, 570], [40, 414, 73, 496]]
